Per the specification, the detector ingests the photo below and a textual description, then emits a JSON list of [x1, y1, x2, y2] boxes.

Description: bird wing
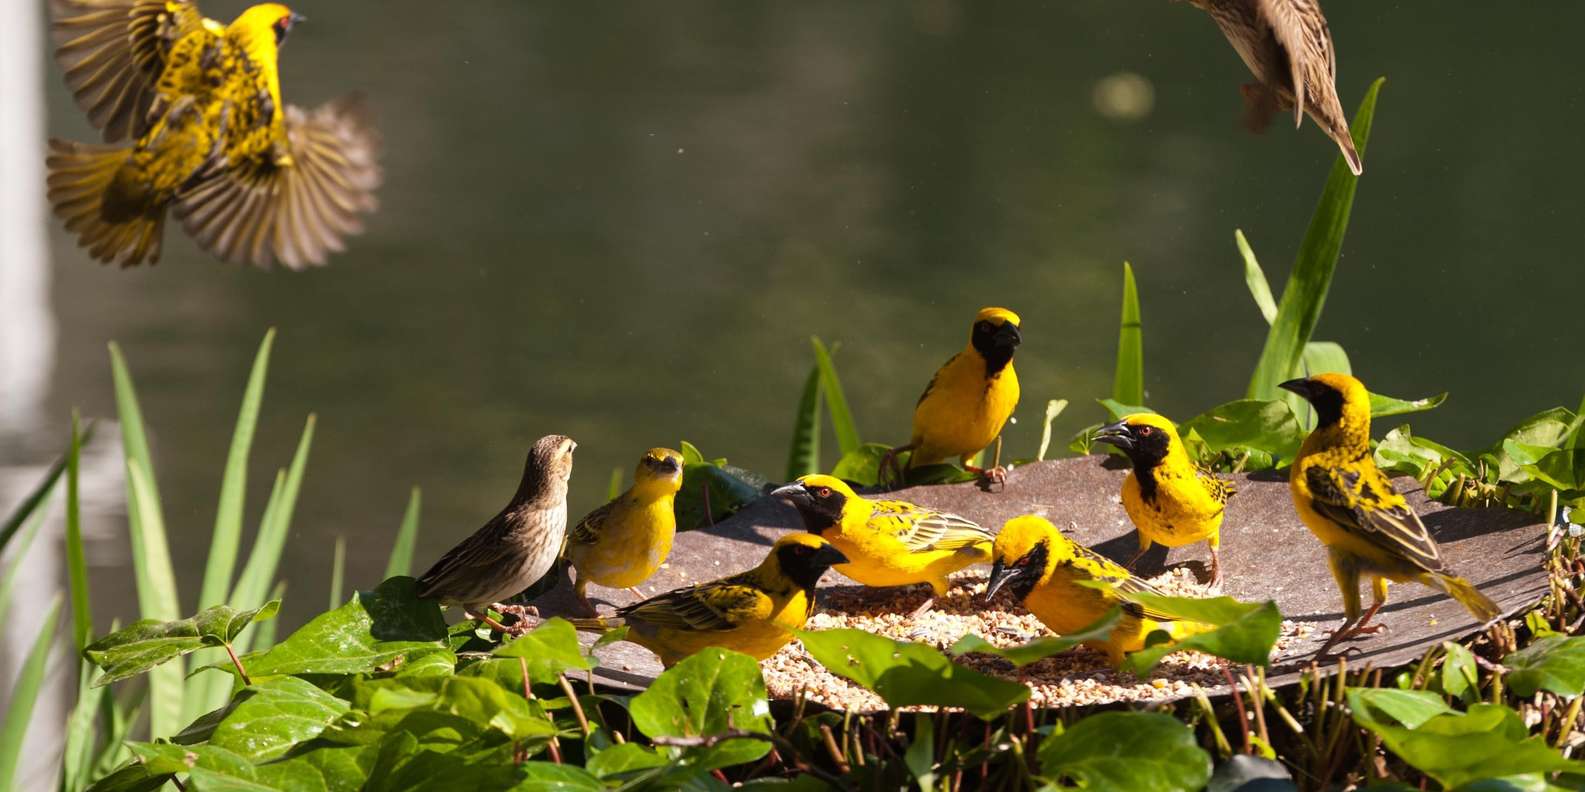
[[617, 576, 767, 633], [867, 500, 991, 554], [415, 520, 515, 598], [1257, 0, 1336, 127], [175, 95, 382, 269], [1067, 543, 1179, 622], [566, 500, 616, 548], [51, 0, 206, 142], [1304, 463, 1443, 572], [914, 354, 959, 407], [1195, 464, 1236, 505]]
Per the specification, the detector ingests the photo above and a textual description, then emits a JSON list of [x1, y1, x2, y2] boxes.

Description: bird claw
[[966, 465, 1008, 491]]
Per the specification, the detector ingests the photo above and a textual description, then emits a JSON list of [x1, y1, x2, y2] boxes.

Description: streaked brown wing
[[1257, 0, 1336, 124], [619, 577, 765, 633], [1305, 465, 1442, 572], [416, 520, 514, 599], [176, 96, 381, 269], [567, 501, 615, 547], [1069, 543, 1178, 622], [51, 0, 203, 142]]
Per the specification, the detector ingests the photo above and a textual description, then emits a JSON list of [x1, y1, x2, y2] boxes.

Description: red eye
[[1137, 426, 1153, 436], [814, 487, 831, 498]]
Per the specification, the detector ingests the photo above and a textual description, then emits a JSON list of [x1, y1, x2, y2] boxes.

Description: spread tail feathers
[[47, 139, 165, 266], [567, 616, 624, 632], [1434, 573, 1500, 622]]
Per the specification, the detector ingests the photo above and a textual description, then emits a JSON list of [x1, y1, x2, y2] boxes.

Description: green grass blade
[[606, 467, 623, 501], [108, 341, 166, 522], [811, 337, 861, 456], [1246, 77, 1385, 401], [784, 364, 823, 480], [125, 459, 183, 737], [0, 454, 65, 555], [250, 580, 288, 651], [1572, 393, 1585, 450], [230, 414, 315, 612], [0, 479, 56, 623], [1237, 230, 1278, 325], [1112, 261, 1144, 406], [384, 486, 422, 579], [1036, 399, 1069, 461], [198, 328, 276, 613], [66, 413, 93, 653], [329, 537, 346, 610], [62, 664, 107, 792], [0, 596, 61, 792]]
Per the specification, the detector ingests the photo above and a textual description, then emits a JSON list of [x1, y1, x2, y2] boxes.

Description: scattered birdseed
[[762, 569, 1306, 712]]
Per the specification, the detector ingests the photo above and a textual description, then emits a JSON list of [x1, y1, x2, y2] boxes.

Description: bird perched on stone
[[416, 435, 576, 633], [570, 533, 848, 667], [565, 447, 686, 614], [883, 307, 1022, 487], [773, 474, 992, 616], [1281, 374, 1499, 660], [47, 0, 381, 268], [1182, 0, 1363, 175], [1094, 413, 1235, 587]]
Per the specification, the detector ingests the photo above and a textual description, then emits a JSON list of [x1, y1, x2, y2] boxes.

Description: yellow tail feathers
[[46, 139, 165, 267], [1434, 573, 1500, 622], [1162, 618, 1216, 642]]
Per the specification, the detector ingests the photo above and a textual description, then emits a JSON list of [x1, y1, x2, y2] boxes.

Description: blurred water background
[[8, 1, 1584, 638]]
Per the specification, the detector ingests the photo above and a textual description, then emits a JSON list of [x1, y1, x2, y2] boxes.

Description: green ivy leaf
[[949, 609, 1121, 667], [208, 676, 351, 762], [829, 443, 892, 487], [1349, 690, 1585, 787], [586, 742, 669, 780], [239, 577, 446, 678], [492, 618, 595, 683], [798, 629, 1029, 720], [1037, 711, 1212, 792], [1440, 642, 1480, 703], [1368, 391, 1449, 419], [629, 648, 774, 771], [84, 601, 280, 686], [1115, 594, 1282, 675], [1505, 635, 1585, 699], [1180, 400, 1304, 469]]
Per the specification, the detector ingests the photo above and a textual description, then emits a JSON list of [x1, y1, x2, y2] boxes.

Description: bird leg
[[465, 609, 513, 635], [626, 586, 647, 599], [964, 439, 1008, 490], [1125, 546, 1149, 571], [879, 444, 916, 490], [1208, 547, 1224, 590], [909, 596, 937, 618], [1312, 602, 1387, 663], [492, 603, 542, 633]]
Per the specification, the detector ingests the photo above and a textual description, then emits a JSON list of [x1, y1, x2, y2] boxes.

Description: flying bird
[[47, 0, 381, 268]]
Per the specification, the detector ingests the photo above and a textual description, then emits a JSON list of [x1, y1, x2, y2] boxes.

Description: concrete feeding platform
[[528, 456, 1548, 697]]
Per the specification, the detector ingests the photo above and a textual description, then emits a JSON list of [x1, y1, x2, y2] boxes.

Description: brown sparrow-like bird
[[417, 434, 576, 632], [1185, 0, 1363, 175]]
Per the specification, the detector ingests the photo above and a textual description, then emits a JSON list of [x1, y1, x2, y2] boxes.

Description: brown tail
[[47, 139, 165, 266], [566, 616, 623, 633], [1435, 573, 1500, 623]]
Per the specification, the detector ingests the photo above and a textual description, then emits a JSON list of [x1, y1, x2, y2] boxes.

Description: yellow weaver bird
[[1281, 374, 1500, 660], [984, 515, 1209, 666], [564, 448, 685, 614], [47, 0, 380, 268], [1095, 414, 1235, 587], [772, 474, 992, 616], [570, 533, 847, 667], [884, 307, 1022, 486]]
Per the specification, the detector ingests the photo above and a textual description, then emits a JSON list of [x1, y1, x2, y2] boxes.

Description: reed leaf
[[1112, 261, 1144, 407], [385, 487, 422, 579], [785, 364, 823, 480]]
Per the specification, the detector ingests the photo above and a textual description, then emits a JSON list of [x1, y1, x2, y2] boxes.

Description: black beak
[[1093, 420, 1134, 451], [770, 483, 811, 506], [1278, 378, 1316, 401], [983, 558, 1018, 602], [813, 544, 850, 567], [995, 323, 1022, 348]]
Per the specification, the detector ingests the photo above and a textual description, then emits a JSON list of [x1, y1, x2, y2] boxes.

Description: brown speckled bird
[[416, 435, 576, 632], [1184, 0, 1363, 175]]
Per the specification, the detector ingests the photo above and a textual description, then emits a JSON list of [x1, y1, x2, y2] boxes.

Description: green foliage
[[386, 486, 422, 579], [1036, 399, 1068, 461], [810, 337, 861, 457], [1113, 261, 1144, 408], [950, 609, 1121, 667], [1114, 593, 1283, 675], [1037, 711, 1211, 792], [799, 629, 1029, 719], [240, 577, 446, 677], [1181, 399, 1304, 470], [1349, 688, 1585, 788], [630, 648, 774, 771], [0, 597, 62, 792], [208, 677, 351, 762], [200, 328, 275, 623], [675, 441, 765, 529], [1504, 635, 1585, 699], [492, 618, 596, 683], [85, 601, 280, 685], [1247, 76, 1384, 402], [785, 364, 823, 480]]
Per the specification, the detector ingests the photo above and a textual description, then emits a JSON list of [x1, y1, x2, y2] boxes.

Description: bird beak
[[1278, 378, 1315, 401], [983, 558, 1015, 601], [995, 322, 1023, 348], [1093, 420, 1134, 451], [770, 483, 811, 506], [813, 544, 849, 567], [289, 12, 307, 24]]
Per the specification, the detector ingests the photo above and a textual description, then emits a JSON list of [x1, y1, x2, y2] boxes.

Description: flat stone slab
[[529, 456, 1548, 696]]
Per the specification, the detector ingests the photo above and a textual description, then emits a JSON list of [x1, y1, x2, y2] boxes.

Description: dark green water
[[33, 1, 1585, 626]]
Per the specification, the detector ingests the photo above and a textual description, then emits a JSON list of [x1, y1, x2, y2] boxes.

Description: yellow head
[[969, 307, 1022, 370], [231, 4, 304, 46], [1279, 373, 1372, 435], [760, 532, 849, 591], [1093, 412, 1188, 470], [633, 447, 685, 494], [985, 516, 1075, 602], [769, 474, 862, 534]]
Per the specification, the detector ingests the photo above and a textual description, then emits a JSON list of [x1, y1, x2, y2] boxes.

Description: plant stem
[[557, 675, 592, 737], [223, 642, 251, 686]]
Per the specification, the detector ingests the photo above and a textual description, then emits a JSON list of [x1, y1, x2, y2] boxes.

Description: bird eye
[[1137, 426, 1153, 436], [977, 321, 993, 332], [814, 487, 831, 498]]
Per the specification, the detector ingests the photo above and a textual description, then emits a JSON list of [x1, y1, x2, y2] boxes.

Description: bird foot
[[909, 597, 937, 618], [626, 586, 647, 599], [966, 464, 1008, 491]]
